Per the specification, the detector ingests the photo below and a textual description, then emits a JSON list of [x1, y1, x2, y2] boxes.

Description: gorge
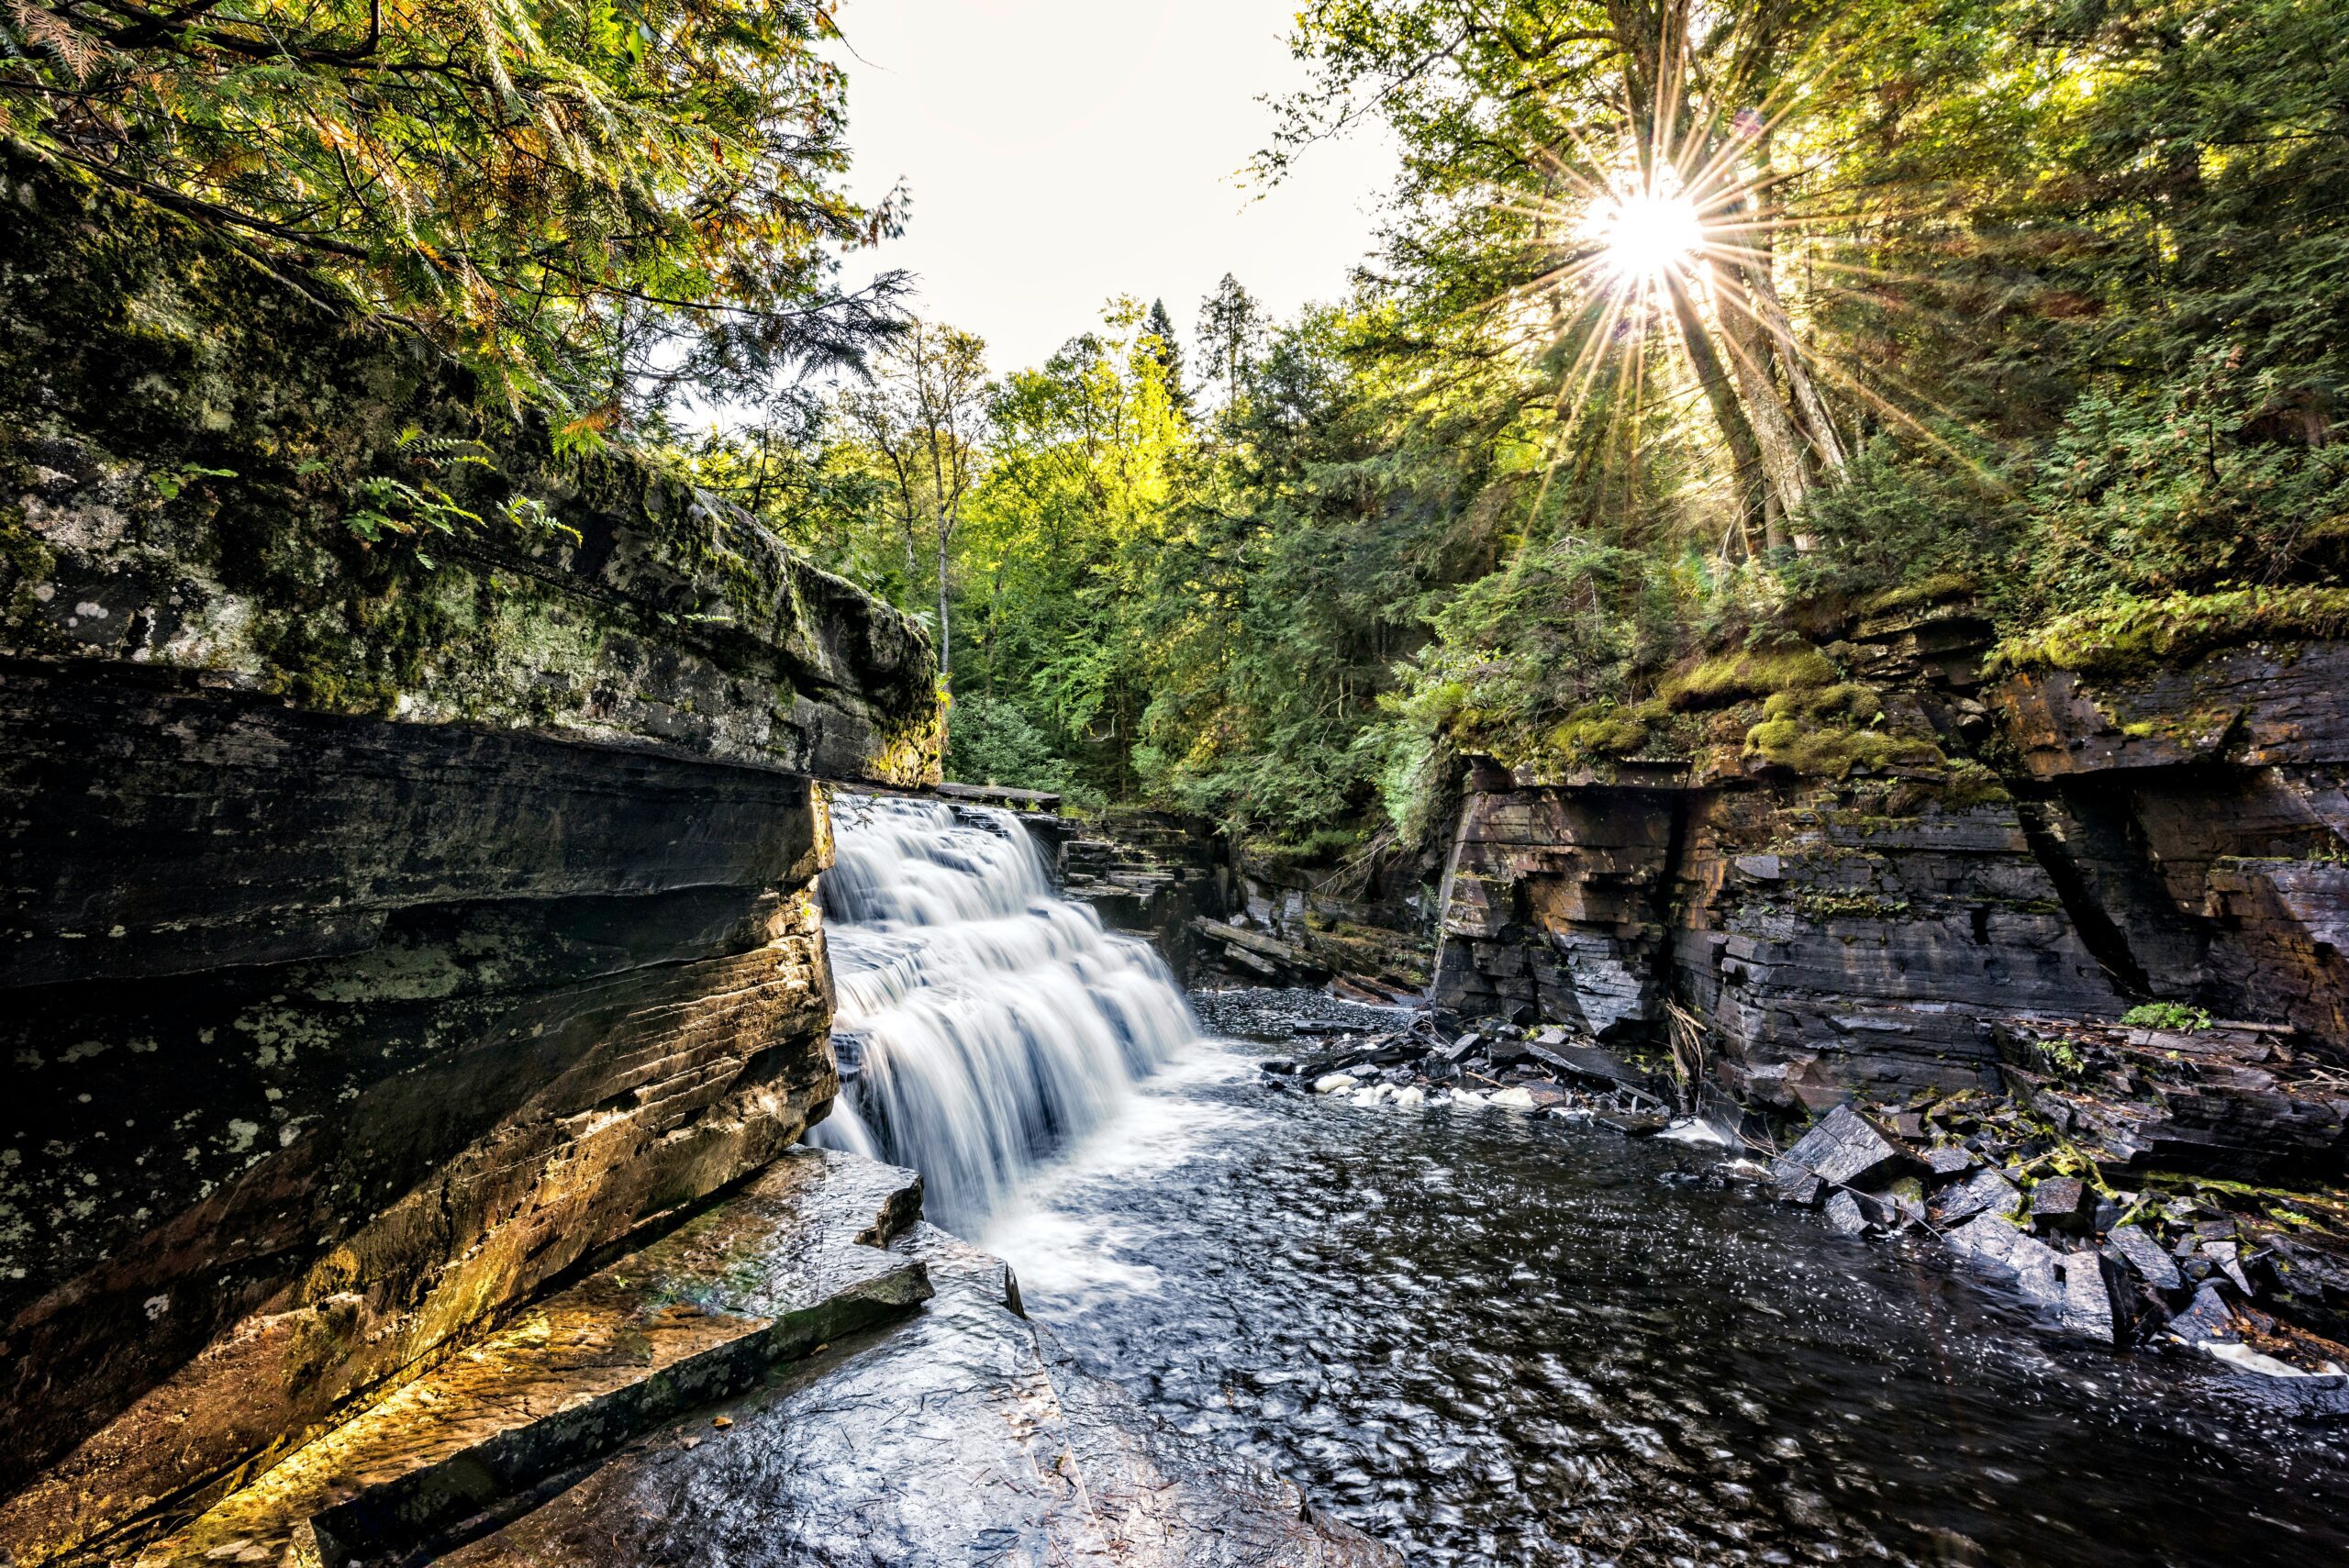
[[8, 1, 2349, 1563]]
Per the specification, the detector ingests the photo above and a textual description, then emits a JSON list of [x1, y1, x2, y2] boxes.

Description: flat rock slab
[[144, 1150, 930, 1568], [438, 1224, 1400, 1568], [1945, 1214, 2065, 1308], [1777, 1103, 1916, 1190]]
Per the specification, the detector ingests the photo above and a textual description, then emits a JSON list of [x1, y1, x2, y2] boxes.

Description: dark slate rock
[[2059, 1251, 2133, 1346], [1769, 1159, 1825, 1208], [1932, 1168, 2022, 1227], [1945, 1215, 2066, 1308], [2105, 1224, 2184, 1294], [2165, 1284, 2239, 1344], [2203, 1240, 2255, 1295], [1778, 1104, 1917, 1190], [1824, 1191, 1872, 1236], [1924, 1145, 1976, 1177], [2030, 1176, 2093, 1234]]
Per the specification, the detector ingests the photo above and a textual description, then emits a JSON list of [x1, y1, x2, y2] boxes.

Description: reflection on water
[[981, 990, 2349, 1568]]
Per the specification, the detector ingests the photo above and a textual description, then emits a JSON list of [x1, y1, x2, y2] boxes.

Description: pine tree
[[1197, 275, 1264, 411], [1143, 299, 1190, 413]]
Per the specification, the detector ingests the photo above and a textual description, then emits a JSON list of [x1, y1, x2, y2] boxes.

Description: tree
[[0, 0, 907, 421], [1142, 298, 1190, 411], [841, 320, 990, 686], [1197, 274, 1265, 411]]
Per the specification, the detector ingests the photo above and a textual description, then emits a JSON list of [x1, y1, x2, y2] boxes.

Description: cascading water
[[811, 791, 1200, 1232]]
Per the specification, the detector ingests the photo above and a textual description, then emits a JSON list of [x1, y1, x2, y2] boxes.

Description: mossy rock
[[1990, 585, 2349, 681], [0, 140, 941, 784], [1658, 641, 1837, 712], [1744, 717, 1943, 780]]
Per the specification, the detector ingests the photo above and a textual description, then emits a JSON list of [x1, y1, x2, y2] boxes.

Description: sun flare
[[1586, 183, 1707, 286]]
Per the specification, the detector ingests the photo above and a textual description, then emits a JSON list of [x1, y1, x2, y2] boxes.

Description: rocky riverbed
[[983, 987, 2349, 1568], [1257, 1001, 2349, 1387]]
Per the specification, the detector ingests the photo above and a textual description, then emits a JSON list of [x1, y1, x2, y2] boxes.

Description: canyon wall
[[1431, 600, 2349, 1146], [0, 146, 941, 1563]]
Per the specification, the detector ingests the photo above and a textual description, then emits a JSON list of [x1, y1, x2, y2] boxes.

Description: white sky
[[831, 0, 1397, 374]]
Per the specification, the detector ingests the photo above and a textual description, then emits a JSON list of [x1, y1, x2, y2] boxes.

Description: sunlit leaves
[[0, 0, 899, 413]]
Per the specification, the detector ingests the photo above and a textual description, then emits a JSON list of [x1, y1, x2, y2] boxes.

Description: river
[[820, 795, 2349, 1568]]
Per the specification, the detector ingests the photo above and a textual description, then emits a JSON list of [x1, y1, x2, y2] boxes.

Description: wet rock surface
[[982, 992, 2349, 1567], [0, 148, 943, 1564], [142, 1151, 932, 1568], [439, 1222, 1397, 1568]]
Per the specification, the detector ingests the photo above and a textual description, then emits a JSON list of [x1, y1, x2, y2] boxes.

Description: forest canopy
[[0, 0, 907, 418], [703, 0, 2344, 852], [18, 0, 2339, 849]]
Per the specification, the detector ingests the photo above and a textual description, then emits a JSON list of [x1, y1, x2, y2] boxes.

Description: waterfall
[[812, 791, 1199, 1232]]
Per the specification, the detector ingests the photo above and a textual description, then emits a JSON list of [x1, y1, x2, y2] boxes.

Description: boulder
[[1945, 1215, 2066, 1308], [2059, 1251, 2134, 1346], [1924, 1145, 1977, 1177], [2202, 1240, 2255, 1295], [1768, 1159, 1826, 1208], [1825, 1191, 1873, 1237], [1777, 1103, 1918, 1190], [2029, 1176, 2094, 1235], [2104, 1224, 2184, 1294], [1932, 1168, 2023, 1226], [2165, 1284, 2240, 1344]]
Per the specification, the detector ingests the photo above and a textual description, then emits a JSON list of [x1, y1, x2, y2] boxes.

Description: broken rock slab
[[437, 1224, 1401, 1568], [1776, 1103, 1920, 1191], [139, 1150, 931, 1568], [1932, 1168, 2023, 1227], [2059, 1251, 2134, 1346], [1945, 1215, 2066, 1309], [2105, 1224, 2185, 1295]]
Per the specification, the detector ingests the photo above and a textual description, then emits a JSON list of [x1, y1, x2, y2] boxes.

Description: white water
[[812, 792, 1201, 1232]]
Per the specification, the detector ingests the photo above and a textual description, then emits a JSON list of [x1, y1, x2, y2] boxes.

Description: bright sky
[[833, 0, 1397, 373]]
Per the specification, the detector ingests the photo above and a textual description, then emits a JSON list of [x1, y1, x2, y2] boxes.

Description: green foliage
[[685, 0, 2349, 853], [2121, 1002, 2215, 1033], [1, 0, 906, 416], [944, 695, 1081, 796]]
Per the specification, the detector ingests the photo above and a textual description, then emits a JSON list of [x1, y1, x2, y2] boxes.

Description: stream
[[819, 795, 2349, 1568]]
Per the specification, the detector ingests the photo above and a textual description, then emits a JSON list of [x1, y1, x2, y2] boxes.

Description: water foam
[[813, 793, 1200, 1232]]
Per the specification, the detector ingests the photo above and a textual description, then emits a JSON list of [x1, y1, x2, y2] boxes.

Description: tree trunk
[[1746, 262, 1847, 474], [1665, 272, 1767, 551], [1712, 261, 1814, 543], [934, 512, 952, 690]]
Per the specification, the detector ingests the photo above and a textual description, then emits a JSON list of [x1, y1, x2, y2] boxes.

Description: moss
[[1546, 697, 1671, 758], [1761, 682, 1883, 728], [1990, 585, 2349, 679], [1658, 641, 1837, 712], [1937, 758, 2011, 808], [1858, 572, 1976, 617], [1744, 717, 1943, 779]]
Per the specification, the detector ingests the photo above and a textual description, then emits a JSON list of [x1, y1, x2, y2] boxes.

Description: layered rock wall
[[1431, 617, 2349, 1118], [0, 148, 941, 1563]]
